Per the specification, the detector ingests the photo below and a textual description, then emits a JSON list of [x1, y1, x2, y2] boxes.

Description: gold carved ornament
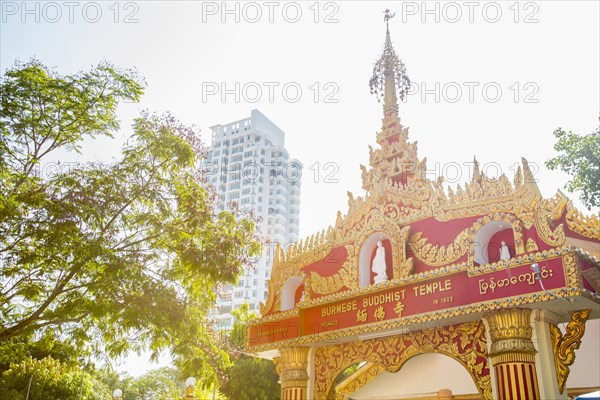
[[471, 212, 526, 256], [408, 212, 529, 268], [334, 363, 385, 400], [565, 199, 600, 240], [483, 308, 536, 363], [549, 309, 591, 394], [563, 251, 584, 289], [278, 346, 310, 389], [260, 228, 337, 314], [309, 252, 357, 295], [429, 158, 541, 229], [308, 209, 413, 296], [408, 228, 471, 267], [534, 198, 567, 247], [526, 238, 539, 252], [313, 321, 492, 400]]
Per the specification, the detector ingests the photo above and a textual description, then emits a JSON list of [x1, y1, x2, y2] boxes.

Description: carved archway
[[333, 354, 480, 400], [281, 275, 304, 311], [351, 208, 413, 286], [471, 213, 525, 265], [313, 320, 492, 400], [358, 232, 393, 287]]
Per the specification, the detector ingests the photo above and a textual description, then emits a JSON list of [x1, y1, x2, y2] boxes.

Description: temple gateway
[[247, 11, 600, 400]]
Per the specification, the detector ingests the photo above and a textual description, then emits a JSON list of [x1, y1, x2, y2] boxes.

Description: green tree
[[0, 329, 84, 374], [222, 355, 280, 400], [221, 303, 280, 400], [0, 356, 110, 400], [228, 302, 258, 352], [545, 122, 600, 209], [127, 367, 181, 400], [0, 60, 261, 379]]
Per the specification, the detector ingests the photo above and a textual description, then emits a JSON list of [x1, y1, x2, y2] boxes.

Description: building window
[[220, 293, 232, 301]]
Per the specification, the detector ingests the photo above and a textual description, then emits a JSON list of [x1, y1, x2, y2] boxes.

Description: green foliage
[[545, 122, 600, 209], [228, 302, 258, 352], [0, 329, 84, 374], [222, 356, 280, 400], [0, 356, 110, 400], [101, 366, 228, 400], [219, 303, 280, 400], [124, 367, 181, 400], [0, 60, 261, 383]]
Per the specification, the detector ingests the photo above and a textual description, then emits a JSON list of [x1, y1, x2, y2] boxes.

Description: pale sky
[[2, 0, 599, 376]]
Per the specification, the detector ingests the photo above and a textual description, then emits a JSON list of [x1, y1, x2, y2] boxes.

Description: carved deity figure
[[372, 241, 388, 283], [499, 240, 511, 261]]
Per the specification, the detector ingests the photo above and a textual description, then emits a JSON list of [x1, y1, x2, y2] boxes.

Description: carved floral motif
[[549, 309, 591, 394], [313, 321, 491, 400]]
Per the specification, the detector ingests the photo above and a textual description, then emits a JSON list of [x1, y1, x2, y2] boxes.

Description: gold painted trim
[[248, 286, 594, 353], [550, 309, 591, 394], [334, 362, 385, 400], [314, 321, 492, 400]]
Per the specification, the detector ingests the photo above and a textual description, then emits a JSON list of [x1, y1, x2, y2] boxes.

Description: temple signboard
[[248, 253, 568, 347]]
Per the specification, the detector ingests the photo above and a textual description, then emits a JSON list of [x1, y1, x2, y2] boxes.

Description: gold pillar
[[484, 308, 541, 400], [279, 346, 310, 400]]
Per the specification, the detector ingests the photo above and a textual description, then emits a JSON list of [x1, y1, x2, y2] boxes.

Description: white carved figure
[[372, 241, 388, 283], [499, 240, 511, 261]]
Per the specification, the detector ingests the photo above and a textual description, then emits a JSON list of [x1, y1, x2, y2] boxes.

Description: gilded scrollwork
[[483, 308, 536, 362], [535, 198, 566, 247], [549, 309, 591, 394], [566, 199, 600, 240], [310, 253, 358, 295], [313, 321, 492, 400], [430, 158, 541, 228], [563, 251, 583, 288], [470, 212, 526, 256], [261, 229, 338, 314], [526, 238, 539, 252], [334, 363, 385, 400], [408, 228, 471, 266], [308, 210, 414, 296]]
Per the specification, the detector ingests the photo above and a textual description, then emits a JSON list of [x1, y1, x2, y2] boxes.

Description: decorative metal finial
[[384, 9, 395, 26], [370, 10, 410, 106]]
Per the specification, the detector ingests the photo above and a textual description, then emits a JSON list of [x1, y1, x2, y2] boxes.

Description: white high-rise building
[[207, 109, 302, 329]]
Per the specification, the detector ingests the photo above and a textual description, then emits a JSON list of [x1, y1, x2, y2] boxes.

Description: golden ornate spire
[[363, 11, 424, 192], [369, 9, 411, 114], [472, 156, 482, 182]]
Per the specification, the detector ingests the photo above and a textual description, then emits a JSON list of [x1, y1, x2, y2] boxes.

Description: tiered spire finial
[[369, 9, 411, 114], [362, 12, 424, 193]]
